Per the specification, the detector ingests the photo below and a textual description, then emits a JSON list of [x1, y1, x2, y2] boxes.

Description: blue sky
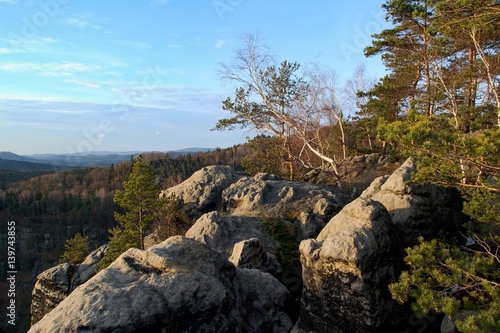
[[0, 0, 389, 155]]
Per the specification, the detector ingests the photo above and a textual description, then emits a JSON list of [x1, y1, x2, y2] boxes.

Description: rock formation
[[29, 236, 292, 333], [30, 245, 107, 325], [229, 238, 282, 276], [303, 153, 399, 194], [295, 199, 402, 333], [160, 165, 241, 213], [222, 172, 348, 240], [29, 156, 469, 332], [294, 158, 465, 333], [360, 158, 464, 247], [144, 165, 242, 249], [186, 211, 279, 257]]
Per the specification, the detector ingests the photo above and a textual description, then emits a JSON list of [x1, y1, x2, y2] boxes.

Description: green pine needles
[[99, 155, 163, 270]]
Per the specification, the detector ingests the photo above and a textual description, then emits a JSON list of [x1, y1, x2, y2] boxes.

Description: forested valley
[[0, 146, 249, 332]]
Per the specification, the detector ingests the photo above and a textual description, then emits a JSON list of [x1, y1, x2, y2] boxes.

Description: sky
[[0, 0, 390, 155]]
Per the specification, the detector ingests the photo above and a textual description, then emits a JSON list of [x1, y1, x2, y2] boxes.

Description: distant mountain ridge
[[0, 158, 60, 172], [0, 148, 217, 170]]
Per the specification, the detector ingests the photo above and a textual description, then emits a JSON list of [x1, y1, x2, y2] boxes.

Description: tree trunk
[[470, 28, 500, 127]]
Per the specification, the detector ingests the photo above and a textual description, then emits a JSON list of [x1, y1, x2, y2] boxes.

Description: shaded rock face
[[296, 199, 403, 333], [229, 238, 282, 276], [29, 236, 292, 333], [186, 212, 284, 281], [222, 173, 348, 240], [30, 245, 107, 325], [360, 158, 464, 247], [160, 165, 241, 213]]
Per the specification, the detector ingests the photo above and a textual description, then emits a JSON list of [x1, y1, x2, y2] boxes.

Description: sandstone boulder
[[185, 211, 280, 258], [160, 165, 241, 212], [295, 198, 402, 333], [29, 236, 292, 333], [229, 238, 282, 276], [222, 173, 348, 240], [30, 245, 107, 325], [360, 158, 464, 247]]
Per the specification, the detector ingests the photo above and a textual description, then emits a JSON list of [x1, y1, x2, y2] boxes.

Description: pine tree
[[59, 233, 90, 265], [369, 1, 500, 330], [365, 0, 438, 116], [99, 155, 162, 270]]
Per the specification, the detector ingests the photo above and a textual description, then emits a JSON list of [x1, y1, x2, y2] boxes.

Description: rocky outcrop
[[222, 173, 348, 240], [30, 156, 469, 332], [29, 236, 292, 333], [229, 238, 282, 276], [186, 211, 279, 257], [30, 245, 107, 325], [186, 212, 282, 277], [295, 199, 402, 333], [360, 158, 464, 247], [160, 165, 241, 212], [30, 264, 70, 327], [294, 158, 466, 333], [145, 166, 241, 249]]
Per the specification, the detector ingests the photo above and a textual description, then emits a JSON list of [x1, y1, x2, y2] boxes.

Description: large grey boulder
[[295, 198, 402, 333], [30, 245, 107, 325], [160, 165, 241, 212], [222, 173, 348, 240], [29, 236, 292, 333], [186, 211, 280, 258], [360, 158, 464, 247]]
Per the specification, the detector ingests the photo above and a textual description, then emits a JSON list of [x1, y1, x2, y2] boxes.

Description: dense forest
[[0, 146, 250, 242], [0, 146, 249, 332]]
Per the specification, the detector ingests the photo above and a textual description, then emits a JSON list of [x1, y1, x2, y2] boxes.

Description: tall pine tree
[[367, 1, 500, 331], [99, 155, 162, 270]]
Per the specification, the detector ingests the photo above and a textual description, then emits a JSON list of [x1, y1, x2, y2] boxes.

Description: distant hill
[[0, 151, 38, 162], [0, 148, 218, 170], [167, 147, 216, 157], [0, 158, 61, 171], [27, 153, 138, 167]]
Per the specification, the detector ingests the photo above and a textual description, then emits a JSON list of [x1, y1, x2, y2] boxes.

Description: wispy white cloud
[[0, 62, 101, 76], [65, 13, 102, 30], [0, 47, 16, 54], [40, 37, 59, 44], [66, 17, 91, 28], [0, 35, 58, 54], [214, 39, 226, 49], [0, 90, 244, 154], [116, 86, 226, 115], [64, 79, 101, 89], [0, 0, 18, 4], [136, 67, 184, 77]]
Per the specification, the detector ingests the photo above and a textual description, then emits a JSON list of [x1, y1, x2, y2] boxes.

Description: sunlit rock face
[[360, 158, 465, 247], [221, 172, 348, 240], [294, 158, 465, 333], [29, 236, 292, 333], [295, 198, 403, 333], [30, 245, 107, 325], [160, 165, 242, 213]]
